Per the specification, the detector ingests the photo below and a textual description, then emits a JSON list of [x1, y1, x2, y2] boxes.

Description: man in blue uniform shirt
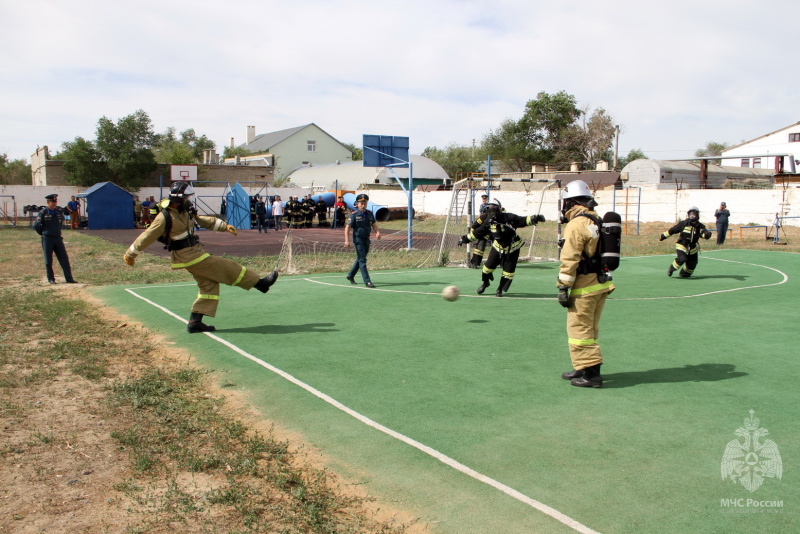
[[344, 193, 382, 288], [34, 194, 77, 284]]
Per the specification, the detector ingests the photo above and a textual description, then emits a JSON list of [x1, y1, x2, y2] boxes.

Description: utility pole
[[472, 139, 476, 157], [613, 125, 620, 170]]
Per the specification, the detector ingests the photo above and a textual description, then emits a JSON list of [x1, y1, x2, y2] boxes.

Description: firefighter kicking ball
[[441, 285, 459, 301]]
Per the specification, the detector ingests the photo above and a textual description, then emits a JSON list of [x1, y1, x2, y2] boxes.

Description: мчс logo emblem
[[721, 410, 782, 493]]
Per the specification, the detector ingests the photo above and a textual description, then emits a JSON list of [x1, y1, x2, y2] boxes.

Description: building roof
[[724, 121, 800, 151], [554, 172, 621, 189], [286, 155, 449, 190], [241, 123, 352, 154]]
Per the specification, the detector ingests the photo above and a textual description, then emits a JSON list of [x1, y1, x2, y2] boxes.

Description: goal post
[[437, 177, 562, 266]]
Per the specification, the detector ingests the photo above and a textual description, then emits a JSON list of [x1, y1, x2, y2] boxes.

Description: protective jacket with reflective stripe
[[558, 205, 615, 296], [129, 201, 228, 269]]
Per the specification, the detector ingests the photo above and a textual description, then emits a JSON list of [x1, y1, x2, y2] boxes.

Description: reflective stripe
[[231, 265, 247, 287], [676, 244, 688, 253], [570, 281, 614, 296], [172, 230, 190, 240], [171, 253, 210, 269], [502, 270, 515, 279], [214, 219, 226, 231], [569, 337, 598, 346], [559, 273, 576, 284], [197, 293, 219, 301], [127, 244, 139, 256]]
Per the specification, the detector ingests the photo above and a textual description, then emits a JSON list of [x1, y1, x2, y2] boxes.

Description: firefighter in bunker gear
[[558, 180, 615, 388], [459, 199, 545, 297], [660, 206, 712, 278], [122, 182, 279, 333]]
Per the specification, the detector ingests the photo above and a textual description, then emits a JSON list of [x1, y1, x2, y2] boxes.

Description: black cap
[[356, 193, 369, 202], [45, 194, 58, 201], [481, 194, 488, 198]]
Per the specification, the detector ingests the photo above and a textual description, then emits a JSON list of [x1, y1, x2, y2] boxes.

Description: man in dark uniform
[[34, 194, 77, 284], [459, 199, 545, 296], [123, 182, 279, 333], [254, 195, 268, 233], [660, 206, 712, 277], [316, 196, 329, 227], [469, 193, 490, 268], [303, 195, 316, 228], [344, 193, 382, 288]]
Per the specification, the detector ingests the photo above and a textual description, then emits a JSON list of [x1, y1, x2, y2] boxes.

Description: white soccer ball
[[441, 285, 459, 301]]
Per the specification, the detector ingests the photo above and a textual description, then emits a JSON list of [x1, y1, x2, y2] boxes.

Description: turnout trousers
[[672, 244, 699, 277], [182, 255, 260, 317], [566, 291, 609, 370]]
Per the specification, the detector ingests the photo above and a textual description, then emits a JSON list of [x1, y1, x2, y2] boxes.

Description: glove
[[457, 235, 469, 246], [123, 254, 135, 266], [534, 214, 546, 224], [703, 230, 712, 239], [659, 234, 667, 241], [557, 285, 570, 308], [226, 224, 238, 236]]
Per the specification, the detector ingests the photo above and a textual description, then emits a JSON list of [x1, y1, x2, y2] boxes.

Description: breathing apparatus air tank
[[600, 211, 622, 277]]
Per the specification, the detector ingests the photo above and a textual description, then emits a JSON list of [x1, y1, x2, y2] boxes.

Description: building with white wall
[[227, 124, 354, 181], [720, 121, 800, 171]]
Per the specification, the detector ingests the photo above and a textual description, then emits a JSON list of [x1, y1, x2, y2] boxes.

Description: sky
[[2, 0, 798, 164]]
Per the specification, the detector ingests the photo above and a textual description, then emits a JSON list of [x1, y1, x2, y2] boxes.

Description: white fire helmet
[[562, 180, 594, 200]]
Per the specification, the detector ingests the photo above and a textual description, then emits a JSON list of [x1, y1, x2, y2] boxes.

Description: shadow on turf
[[219, 323, 338, 334], [603, 363, 747, 388], [676, 274, 749, 281]]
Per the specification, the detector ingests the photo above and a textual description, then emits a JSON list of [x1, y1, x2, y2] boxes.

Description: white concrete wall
[[4, 184, 799, 227], [364, 187, 800, 227]]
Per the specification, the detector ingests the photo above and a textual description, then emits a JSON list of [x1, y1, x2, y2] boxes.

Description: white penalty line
[[123, 286, 601, 534]]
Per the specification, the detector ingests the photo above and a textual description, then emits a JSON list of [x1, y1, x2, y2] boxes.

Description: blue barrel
[[342, 193, 389, 222]]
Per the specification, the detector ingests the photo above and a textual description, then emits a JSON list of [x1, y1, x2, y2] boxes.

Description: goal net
[[437, 177, 561, 267], [275, 178, 561, 275]]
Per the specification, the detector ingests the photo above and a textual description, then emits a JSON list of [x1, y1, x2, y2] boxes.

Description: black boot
[[562, 369, 584, 380], [254, 270, 279, 293], [496, 277, 511, 297], [187, 312, 216, 334], [667, 265, 675, 277], [570, 364, 602, 388], [476, 273, 492, 294]]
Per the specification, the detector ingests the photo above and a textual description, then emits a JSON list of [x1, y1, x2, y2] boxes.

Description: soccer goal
[[437, 177, 562, 267]]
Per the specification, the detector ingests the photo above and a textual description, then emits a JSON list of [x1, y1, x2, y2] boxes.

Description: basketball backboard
[[362, 135, 409, 168], [170, 164, 198, 181]]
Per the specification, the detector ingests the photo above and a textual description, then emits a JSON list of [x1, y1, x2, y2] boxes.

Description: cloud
[[1, 0, 798, 163]]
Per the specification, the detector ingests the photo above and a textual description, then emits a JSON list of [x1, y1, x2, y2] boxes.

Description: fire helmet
[[169, 181, 195, 199]]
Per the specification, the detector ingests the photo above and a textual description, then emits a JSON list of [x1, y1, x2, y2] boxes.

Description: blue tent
[[76, 182, 134, 229], [224, 183, 252, 230]]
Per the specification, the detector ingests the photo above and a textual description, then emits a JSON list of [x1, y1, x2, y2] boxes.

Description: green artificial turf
[[93, 249, 799, 533]]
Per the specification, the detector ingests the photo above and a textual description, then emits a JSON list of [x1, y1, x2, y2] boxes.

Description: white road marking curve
[[303, 256, 789, 301]]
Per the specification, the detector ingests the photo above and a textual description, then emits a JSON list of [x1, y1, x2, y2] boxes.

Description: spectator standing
[[34, 194, 77, 284], [66, 195, 81, 229], [272, 195, 284, 230], [714, 202, 730, 245]]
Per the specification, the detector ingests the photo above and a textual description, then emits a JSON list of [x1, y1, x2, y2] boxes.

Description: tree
[[618, 148, 648, 168], [482, 118, 543, 172], [342, 142, 362, 161], [222, 145, 257, 160], [153, 127, 198, 165], [421, 143, 481, 178], [58, 137, 105, 187], [0, 154, 31, 185], [95, 109, 158, 189], [479, 91, 614, 172], [695, 141, 730, 164], [178, 128, 215, 161], [559, 107, 617, 166]]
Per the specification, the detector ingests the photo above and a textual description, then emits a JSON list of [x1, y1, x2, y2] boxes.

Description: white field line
[[123, 287, 602, 534]]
